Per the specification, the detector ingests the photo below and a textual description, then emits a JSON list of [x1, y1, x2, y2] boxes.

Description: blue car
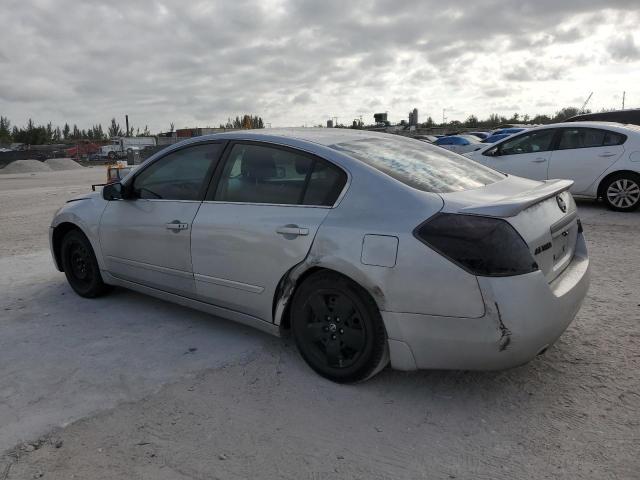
[[433, 135, 483, 153], [466, 131, 491, 140], [492, 128, 527, 135], [482, 133, 513, 143]]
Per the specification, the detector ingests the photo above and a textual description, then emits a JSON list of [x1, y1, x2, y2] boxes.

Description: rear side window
[[213, 143, 346, 206], [499, 129, 555, 155], [332, 136, 503, 193], [558, 128, 626, 149], [603, 131, 626, 146], [132, 143, 222, 200]]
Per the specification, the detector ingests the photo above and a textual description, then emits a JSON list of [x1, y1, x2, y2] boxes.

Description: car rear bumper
[[382, 233, 590, 371]]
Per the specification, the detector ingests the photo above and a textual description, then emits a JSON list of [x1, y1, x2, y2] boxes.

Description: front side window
[[499, 129, 555, 156], [332, 136, 503, 193], [213, 143, 346, 206], [132, 143, 222, 200]]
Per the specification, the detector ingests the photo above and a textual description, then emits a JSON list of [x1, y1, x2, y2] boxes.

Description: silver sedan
[[50, 129, 590, 382]]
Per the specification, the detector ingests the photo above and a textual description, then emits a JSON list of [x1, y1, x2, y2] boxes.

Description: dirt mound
[[45, 158, 84, 171], [0, 160, 52, 174]]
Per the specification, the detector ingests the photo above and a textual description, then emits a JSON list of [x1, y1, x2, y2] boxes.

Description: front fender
[[50, 193, 109, 271]]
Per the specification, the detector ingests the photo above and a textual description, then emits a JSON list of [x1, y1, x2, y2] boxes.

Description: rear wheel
[[602, 173, 640, 212], [290, 271, 388, 383], [61, 230, 112, 298]]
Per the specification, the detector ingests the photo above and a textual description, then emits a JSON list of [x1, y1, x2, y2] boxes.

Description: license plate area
[[550, 213, 578, 275]]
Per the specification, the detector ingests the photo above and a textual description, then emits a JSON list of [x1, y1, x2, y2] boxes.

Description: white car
[[464, 122, 640, 211]]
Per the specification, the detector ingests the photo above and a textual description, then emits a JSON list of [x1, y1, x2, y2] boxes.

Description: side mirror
[[103, 182, 123, 201], [484, 147, 499, 157]]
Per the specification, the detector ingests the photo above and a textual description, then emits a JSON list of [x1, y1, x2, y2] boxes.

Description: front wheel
[[290, 272, 388, 383], [61, 230, 112, 298], [602, 173, 640, 212]]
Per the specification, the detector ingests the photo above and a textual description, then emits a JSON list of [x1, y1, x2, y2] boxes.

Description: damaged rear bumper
[[382, 234, 590, 371]]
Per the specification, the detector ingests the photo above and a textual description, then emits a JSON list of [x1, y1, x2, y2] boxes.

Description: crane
[[580, 92, 593, 113]]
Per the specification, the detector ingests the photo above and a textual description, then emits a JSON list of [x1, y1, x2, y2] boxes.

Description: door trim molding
[[105, 255, 193, 279], [194, 273, 264, 294]]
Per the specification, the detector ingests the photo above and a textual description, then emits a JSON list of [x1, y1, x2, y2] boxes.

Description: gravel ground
[[0, 170, 638, 479]]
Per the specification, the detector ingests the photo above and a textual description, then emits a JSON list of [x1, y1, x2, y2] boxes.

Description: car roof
[[192, 128, 400, 148], [535, 121, 640, 132]]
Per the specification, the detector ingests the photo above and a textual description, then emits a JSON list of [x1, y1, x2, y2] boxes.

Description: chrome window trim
[[200, 200, 333, 209]]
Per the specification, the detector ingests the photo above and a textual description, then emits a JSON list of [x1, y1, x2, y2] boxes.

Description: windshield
[[331, 136, 504, 193]]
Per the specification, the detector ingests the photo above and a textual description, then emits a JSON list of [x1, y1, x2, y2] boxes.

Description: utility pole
[[442, 109, 447, 125], [125, 114, 129, 137], [622, 91, 626, 110]]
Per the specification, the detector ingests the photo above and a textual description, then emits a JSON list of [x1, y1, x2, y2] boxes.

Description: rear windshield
[[331, 136, 504, 193]]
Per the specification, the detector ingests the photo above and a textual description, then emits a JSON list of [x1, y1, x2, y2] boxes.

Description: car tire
[[290, 271, 388, 383], [602, 172, 640, 212], [61, 230, 112, 298]]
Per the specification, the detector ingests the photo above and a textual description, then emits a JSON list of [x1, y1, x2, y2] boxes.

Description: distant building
[[374, 112, 388, 124], [327, 119, 334, 128], [409, 108, 419, 126]]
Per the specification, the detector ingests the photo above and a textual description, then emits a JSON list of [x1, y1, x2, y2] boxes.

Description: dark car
[[565, 109, 640, 126]]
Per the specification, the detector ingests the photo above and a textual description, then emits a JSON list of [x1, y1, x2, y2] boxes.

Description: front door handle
[[276, 225, 309, 237], [166, 221, 189, 231], [599, 152, 617, 158], [532, 158, 547, 163]]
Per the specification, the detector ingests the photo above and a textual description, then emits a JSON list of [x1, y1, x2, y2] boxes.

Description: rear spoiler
[[460, 179, 574, 218]]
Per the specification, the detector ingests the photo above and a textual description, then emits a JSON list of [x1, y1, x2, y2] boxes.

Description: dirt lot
[[0, 169, 638, 479]]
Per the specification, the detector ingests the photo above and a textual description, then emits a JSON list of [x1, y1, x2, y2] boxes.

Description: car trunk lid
[[440, 176, 579, 283]]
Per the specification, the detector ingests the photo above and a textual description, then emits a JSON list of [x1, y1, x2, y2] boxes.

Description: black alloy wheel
[[291, 271, 388, 383], [61, 230, 112, 298]]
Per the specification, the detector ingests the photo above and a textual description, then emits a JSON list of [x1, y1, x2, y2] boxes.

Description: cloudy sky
[[1, 0, 639, 132]]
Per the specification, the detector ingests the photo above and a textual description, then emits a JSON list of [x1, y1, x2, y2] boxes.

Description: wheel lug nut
[[339, 329, 344, 334], [331, 334, 336, 340]]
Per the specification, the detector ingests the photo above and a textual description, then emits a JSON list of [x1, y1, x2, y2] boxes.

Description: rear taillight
[[414, 213, 538, 277]]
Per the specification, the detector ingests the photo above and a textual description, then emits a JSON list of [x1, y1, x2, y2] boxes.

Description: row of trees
[[219, 115, 265, 129], [0, 116, 152, 145], [419, 107, 586, 130], [0, 114, 266, 146]]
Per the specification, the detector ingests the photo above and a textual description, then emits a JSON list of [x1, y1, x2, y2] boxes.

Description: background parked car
[[491, 127, 527, 136], [413, 134, 438, 143], [466, 132, 491, 140], [433, 135, 484, 154], [482, 133, 513, 143], [464, 122, 640, 211], [565, 108, 640, 127]]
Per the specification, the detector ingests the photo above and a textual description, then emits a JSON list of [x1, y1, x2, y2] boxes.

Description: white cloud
[[0, 0, 639, 131]]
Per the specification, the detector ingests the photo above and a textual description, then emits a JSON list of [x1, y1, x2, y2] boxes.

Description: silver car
[[50, 129, 590, 382]]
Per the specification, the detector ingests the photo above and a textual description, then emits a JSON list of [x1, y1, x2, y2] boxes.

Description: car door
[[99, 142, 224, 296], [479, 129, 556, 180], [548, 127, 626, 193], [190, 142, 348, 322]]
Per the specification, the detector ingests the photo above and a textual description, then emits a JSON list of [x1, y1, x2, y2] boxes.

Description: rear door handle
[[599, 152, 617, 157], [532, 158, 547, 163], [276, 225, 309, 236], [166, 221, 189, 231]]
